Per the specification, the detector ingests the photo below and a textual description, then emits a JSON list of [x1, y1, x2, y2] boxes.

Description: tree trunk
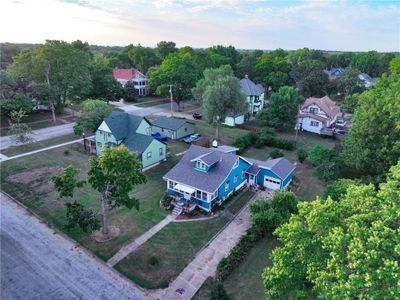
[[215, 123, 219, 141], [100, 192, 109, 235], [50, 102, 56, 123]]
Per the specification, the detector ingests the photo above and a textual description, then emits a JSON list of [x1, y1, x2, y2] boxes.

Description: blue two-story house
[[163, 145, 295, 212]]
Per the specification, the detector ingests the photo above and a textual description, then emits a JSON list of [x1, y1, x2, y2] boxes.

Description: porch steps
[[172, 206, 183, 218]]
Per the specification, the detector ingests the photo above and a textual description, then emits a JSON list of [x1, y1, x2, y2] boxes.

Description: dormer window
[[310, 107, 318, 113], [201, 162, 205, 169]]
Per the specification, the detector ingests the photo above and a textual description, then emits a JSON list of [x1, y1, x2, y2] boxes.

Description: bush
[[216, 226, 263, 281], [63, 150, 70, 156], [270, 149, 284, 159], [297, 148, 308, 163], [148, 256, 159, 266], [210, 282, 230, 300]]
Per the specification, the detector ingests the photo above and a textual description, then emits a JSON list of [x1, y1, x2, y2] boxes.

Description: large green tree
[[257, 86, 304, 129], [156, 41, 177, 59], [263, 160, 400, 299], [335, 66, 364, 97], [351, 51, 382, 77], [343, 71, 400, 180], [9, 40, 92, 122], [148, 51, 201, 108], [192, 65, 247, 139], [74, 99, 113, 135], [290, 59, 329, 97], [128, 44, 161, 73], [87, 145, 146, 235]]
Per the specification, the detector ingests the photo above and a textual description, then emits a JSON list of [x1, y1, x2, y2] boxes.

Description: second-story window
[[225, 180, 230, 192], [147, 151, 152, 159], [311, 121, 319, 127], [159, 148, 163, 156], [310, 107, 318, 113], [234, 175, 238, 183]]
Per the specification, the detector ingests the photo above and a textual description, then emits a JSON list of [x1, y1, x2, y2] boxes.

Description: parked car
[[335, 120, 347, 127], [151, 132, 168, 142], [183, 134, 201, 144], [193, 113, 202, 120]]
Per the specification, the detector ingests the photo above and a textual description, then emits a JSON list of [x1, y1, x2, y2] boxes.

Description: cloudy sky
[[1, 0, 399, 51]]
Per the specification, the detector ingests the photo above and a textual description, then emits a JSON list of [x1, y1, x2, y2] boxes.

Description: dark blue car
[[151, 132, 168, 142]]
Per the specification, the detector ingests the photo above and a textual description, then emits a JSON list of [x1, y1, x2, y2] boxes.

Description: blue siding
[[217, 158, 250, 200], [281, 172, 293, 189], [256, 168, 281, 185]]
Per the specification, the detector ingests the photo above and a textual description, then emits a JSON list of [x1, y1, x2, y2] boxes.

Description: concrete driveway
[[0, 193, 147, 300]]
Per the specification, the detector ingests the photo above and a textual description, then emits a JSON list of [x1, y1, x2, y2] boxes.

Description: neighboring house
[[164, 145, 295, 212], [151, 116, 195, 140], [96, 111, 166, 170], [358, 73, 376, 88], [324, 68, 344, 79], [296, 96, 341, 135], [112, 68, 149, 96], [223, 75, 264, 127]]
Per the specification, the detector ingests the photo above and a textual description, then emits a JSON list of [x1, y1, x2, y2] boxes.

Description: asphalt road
[[0, 193, 147, 300]]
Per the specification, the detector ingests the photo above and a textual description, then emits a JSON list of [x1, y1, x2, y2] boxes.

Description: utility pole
[[169, 84, 173, 117]]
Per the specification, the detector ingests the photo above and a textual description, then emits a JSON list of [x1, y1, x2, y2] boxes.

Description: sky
[[1, 0, 399, 51]]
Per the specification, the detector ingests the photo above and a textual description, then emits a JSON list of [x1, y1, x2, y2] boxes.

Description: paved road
[[0, 193, 147, 300], [0, 123, 75, 150]]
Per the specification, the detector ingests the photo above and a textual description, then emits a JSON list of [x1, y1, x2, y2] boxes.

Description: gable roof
[[240, 77, 264, 96], [103, 111, 149, 140], [164, 145, 296, 193], [200, 151, 222, 166], [164, 145, 240, 193], [112, 68, 146, 80], [302, 96, 340, 119], [152, 116, 193, 131], [324, 68, 344, 78]]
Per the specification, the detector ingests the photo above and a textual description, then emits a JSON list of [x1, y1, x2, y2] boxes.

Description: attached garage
[[263, 176, 281, 190]]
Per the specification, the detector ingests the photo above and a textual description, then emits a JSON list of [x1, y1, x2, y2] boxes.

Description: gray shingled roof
[[240, 78, 264, 96], [102, 111, 154, 155], [104, 111, 149, 141], [152, 116, 192, 131], [214, 145, 239, 153], [245, 164, 260, 175], [247, 157, 295, 180], [201, 151, 221, 166], [164, 145, 238, 193]]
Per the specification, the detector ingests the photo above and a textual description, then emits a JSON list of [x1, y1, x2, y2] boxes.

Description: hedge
[[232, 128, 295, 153], [216, 226, 263, 281]]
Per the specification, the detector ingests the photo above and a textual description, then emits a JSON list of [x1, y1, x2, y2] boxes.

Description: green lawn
[[0, 145, 169, 261], [192, 277, 215, 300], [223, 238, 278, 299], [1, 133, 79, 157], [223, 190, 255, 215], [115, 216, 229, 289], [194, 120, 249, 145]]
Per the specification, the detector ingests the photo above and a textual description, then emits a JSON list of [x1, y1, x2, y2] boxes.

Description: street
[[0, 193, 146, 300]]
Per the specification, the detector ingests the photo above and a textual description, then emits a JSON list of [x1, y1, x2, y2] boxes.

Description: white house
[[296, 96, 341, 134], [223, 75, 264, 127], [358, 73, 377, 88], [112, 68, 149, 96]]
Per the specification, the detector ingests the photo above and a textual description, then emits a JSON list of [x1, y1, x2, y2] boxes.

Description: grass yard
[[115, 216, 229, 289], [1, 133, 79, 157], [192, 277, 215, 300], [223, 237, 278, 299], [0, 145, 169, 261], [194, 120, 249, 145], [223, 190, 255, 215]]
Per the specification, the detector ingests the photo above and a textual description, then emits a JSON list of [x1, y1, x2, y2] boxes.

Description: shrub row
[[216, 226, 263, 281], [232, 128, 295, 153]]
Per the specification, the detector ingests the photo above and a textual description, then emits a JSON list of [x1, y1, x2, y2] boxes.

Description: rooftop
[[152, 116, 193, 131]]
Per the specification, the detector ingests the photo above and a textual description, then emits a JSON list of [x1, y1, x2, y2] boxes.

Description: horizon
[[1, 0, 400, 52]]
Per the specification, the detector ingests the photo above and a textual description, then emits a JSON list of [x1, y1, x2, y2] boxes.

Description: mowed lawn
[[115, 216, 229, 289], [0, 144, 169, 261]]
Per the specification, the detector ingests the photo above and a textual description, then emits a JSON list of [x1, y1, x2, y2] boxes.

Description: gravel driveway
[[0, 192, 147, 300]]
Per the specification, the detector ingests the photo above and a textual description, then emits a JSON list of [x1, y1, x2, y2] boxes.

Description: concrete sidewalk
[[107, 215, 173, 267], [0, 123, 75, 150], [154, 196, 256, 300]]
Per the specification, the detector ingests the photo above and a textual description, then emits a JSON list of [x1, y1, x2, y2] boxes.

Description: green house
[[151, 116, 195, 140], [96, 111, 167, 170]]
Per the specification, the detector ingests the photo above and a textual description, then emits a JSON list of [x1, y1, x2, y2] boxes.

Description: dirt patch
[[92, 226, 120, 243], [6, 167, 62, 185]]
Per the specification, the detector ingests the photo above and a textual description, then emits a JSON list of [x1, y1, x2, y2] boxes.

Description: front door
[[184, 192, 191, 200], [249, 174, 255, 186]]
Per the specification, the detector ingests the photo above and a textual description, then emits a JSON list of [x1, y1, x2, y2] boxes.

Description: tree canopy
[[263, 160, 400, 299], [128, 44, 161, 73], [74, 99, 113, 135], [343, 70, 400, 180], [257, 86, 304, 129]]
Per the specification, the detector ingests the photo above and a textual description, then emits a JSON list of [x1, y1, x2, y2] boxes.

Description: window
[[225, 180, 230, 192], [159, 147, 163, 156], [184, 127, 187, 132], [311, 121, 319, 127], [234, 174, 238, 183], [196, 161, 200, 168], [97, 142, 102, 148], [310, 107, 318, 113], [147, 151, 152, 159], [242, 170, 245, 179], [202, 192, 207, 201], [201, 163, 205, 169], [169, 181, 174, 189], [161, 128, 164, 132], [196, 190, 201, 198], [107, 133, 111, 137]]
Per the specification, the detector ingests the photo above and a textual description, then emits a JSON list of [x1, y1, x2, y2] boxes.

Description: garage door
[[264, 176, 281, 190]]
